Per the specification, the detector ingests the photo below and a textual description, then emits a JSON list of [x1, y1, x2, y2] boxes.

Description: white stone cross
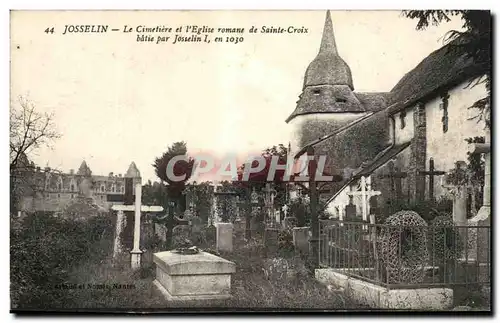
[[111, 183, 164, 269], [346, 176, 381, 222], [262, 183, 278, 224], [281, 204, 289, 218]]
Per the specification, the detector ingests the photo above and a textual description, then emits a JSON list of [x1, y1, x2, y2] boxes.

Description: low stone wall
[[316, 268, 453, 310]]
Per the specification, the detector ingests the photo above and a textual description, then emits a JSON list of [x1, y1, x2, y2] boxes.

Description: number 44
[[44, 27, 54, 34]]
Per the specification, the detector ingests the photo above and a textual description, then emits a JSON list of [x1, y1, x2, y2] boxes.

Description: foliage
[[10, 96, 61, 172], [402, 10, 491, 127], [184, 181, 213, 221], [214, 181, 239, 223], [152, 141, 195, 211], [10, 96, 62, 214], [142, 180, 169, 207], [378, 197, 452, 224], [54, 196, 106, 221], [235, 144, 289, 208], [287, 197, 331, 227], [10, 213, 114, 309], [465, 136, 485, 213]]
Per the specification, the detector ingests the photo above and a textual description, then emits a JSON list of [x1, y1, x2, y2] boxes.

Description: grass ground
[[60, 231, 354, 310]]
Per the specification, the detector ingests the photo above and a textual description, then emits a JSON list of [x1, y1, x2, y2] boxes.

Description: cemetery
[[9, 10, 491, 313], [10, 144, 491, 311]]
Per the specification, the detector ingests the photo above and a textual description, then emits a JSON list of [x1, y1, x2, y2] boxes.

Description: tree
[[152, 141, 195, 213], [402, 10, 491, 127], [10, 96, 61, 214], [10, 96, 60, 172]]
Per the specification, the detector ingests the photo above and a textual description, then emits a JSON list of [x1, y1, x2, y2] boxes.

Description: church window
[[101, 185, 105, 192], [440, 93, 450, 133], [57, 194, 60, 199], [400, 111, 406, 129], [70, 184, 75, 191], [71, 194, 74, 198]]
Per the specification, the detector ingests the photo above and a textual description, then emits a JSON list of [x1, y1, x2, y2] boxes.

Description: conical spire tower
[[303, 11, 353, 90]]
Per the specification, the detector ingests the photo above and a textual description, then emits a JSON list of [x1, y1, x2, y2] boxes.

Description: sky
[[10, 10, 465, 183]]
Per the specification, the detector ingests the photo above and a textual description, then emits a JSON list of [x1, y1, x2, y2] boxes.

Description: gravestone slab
[[153, 251, 236, 301], [293, 227, 309, 255], [216, 223, 233, 252], [190, 216, 204, 246]]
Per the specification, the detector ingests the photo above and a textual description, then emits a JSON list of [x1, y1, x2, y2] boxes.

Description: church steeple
[[303, 11, 354, 90], [319, 10, 338, 55]]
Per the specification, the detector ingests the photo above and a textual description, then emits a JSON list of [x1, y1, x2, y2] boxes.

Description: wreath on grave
[[379, 210, 429, 284], [429, 215, 464, 262]]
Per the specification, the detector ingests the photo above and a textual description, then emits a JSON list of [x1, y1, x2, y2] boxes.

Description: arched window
[[101, 185, 105, 192]]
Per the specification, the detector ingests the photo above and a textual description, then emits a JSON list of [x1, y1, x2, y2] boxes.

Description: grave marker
[[111, 183, 164, 269], [418, 157, 446, 202]]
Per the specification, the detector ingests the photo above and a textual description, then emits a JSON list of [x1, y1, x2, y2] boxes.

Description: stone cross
[[262, 184, 278, 226], [377, 160, 407, 201], [468, 135, 491, 217], [418, 157, 446, 202], [111, 183, 163, 269], [346, 176, 381, 222], [281, 204, 289, 218]]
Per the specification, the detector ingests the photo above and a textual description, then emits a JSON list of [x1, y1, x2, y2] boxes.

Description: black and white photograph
[[8, 7, 492, 314]]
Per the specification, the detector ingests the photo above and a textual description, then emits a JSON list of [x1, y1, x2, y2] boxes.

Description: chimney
[[44, 167, 51, 172], [69, 169, 74, 175], [109, 172, 114, 177], [119, 174, 122, 177], [36, 166, 41, 172]]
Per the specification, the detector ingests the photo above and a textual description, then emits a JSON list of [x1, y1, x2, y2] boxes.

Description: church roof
[[388, 38, 484, 114], [125, 162, 141, 178], [325, 141, 411, 205], [303, 11, 354, 90], [77, 161, 92, 176]]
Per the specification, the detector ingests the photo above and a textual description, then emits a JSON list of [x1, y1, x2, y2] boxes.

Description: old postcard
[[10, 10, 492, 313]]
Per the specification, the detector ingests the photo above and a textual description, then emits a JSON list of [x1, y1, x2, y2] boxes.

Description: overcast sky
[[10, 10, 464, 183]]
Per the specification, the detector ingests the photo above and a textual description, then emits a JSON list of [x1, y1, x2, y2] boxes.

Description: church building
[[286, 11, 488, 221]]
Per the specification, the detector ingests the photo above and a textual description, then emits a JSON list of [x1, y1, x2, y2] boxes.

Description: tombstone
[[283, 217, 297, 230], [274, 210, 281, 226], [344, 197, 357, 221], [153, 250, 236, 301], [216, 223, 233, 252], [293, 227, 309, 255], [190, 215, 204, 246], [346, 176, 381, 222], [442, 162, 469, 239], [264, 228, 279, 257]]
